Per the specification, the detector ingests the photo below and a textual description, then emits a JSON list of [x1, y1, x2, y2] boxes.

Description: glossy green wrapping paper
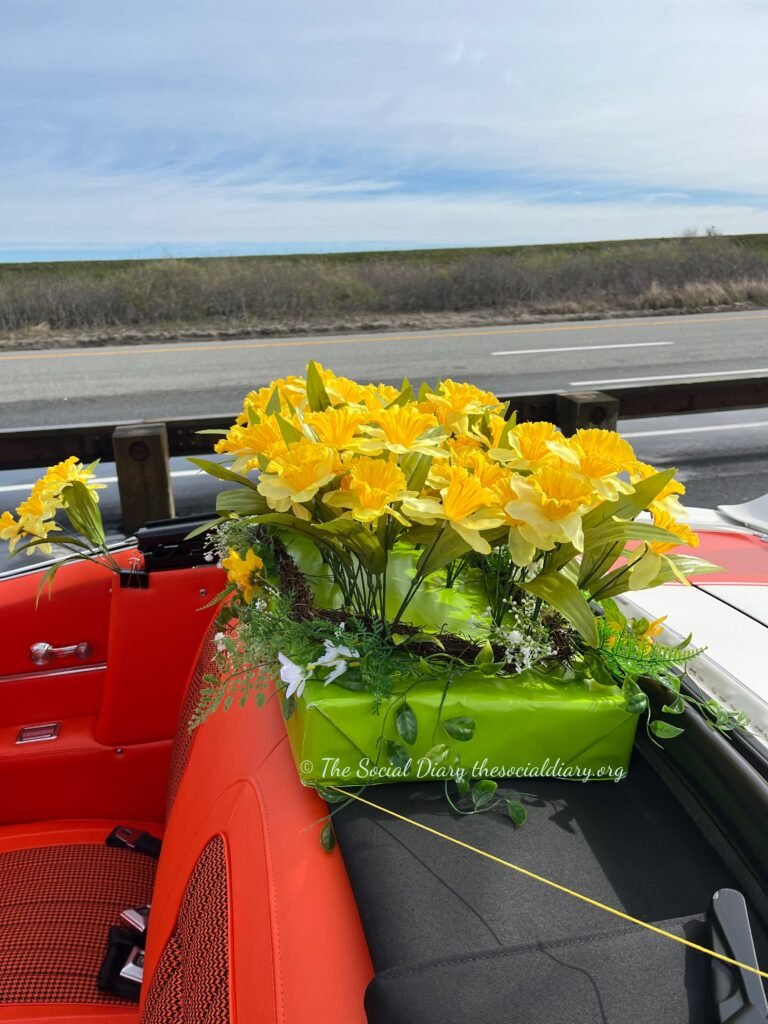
[[279, 535, 638, 786]]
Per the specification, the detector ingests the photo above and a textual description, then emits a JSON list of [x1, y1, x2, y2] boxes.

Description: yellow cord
[[328, 786, 768, 981]]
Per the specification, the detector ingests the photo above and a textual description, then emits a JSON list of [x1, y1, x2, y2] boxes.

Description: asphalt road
[[1, 309, 768, 575], [1, 309, 768, 427]]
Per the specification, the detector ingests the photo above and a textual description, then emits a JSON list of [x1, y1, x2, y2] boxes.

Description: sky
[[2, 0, 768, 261]]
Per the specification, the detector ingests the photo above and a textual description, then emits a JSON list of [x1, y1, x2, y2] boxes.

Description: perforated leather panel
[[141, 834, 230, 1023], [166, 629, 217, 818], [0, 843, 155, 1005]]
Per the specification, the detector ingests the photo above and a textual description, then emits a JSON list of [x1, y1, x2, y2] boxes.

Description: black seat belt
[[106, 826, 162, 859]]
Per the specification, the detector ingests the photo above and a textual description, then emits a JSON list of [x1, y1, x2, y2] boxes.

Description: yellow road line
[[2, 311, 767, 363]]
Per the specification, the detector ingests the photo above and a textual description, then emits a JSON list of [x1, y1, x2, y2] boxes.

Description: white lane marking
[[0, 468, 204, 494], [492, 341, 672, 356], [571, 367, 768, 386], [624, 420, 768, 439]]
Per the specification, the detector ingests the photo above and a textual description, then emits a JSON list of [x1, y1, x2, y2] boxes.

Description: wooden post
[[112, 423, 175, 534], [555, 391, 620, 436]]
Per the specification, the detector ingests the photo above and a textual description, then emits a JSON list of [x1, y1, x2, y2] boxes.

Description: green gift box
[[283, 664, 638, 786], [278, 535, 638, 786]]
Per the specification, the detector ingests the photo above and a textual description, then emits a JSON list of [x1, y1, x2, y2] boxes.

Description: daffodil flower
[[257, 441, 340, 514], [545, 429, 636, 501], [628, 510, 700, 590], [402, 466, 505, 554], [324, 457, 413, 525], [489, 421, 564, 471], [221, 548, 264, 603], [502, 464, 595, 552], [353, 406, 447, 459]]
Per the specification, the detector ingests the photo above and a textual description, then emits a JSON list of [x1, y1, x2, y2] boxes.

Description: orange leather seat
[[0, 630, 372, 1023]]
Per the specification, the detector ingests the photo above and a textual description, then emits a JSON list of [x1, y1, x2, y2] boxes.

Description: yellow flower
[[356, 405, 445, 458], [402, 466, 505, 554], [628, 510, 700, 590], [547, 429, 636, 500], [325, 457, 410, 524], [317, 368, 366, 407], [0, 510, 22, 554], [237, 376, 308, 424], [421, 380, 503, 431], [257, 441, 340, 513], [503, 464, 595, 551], [359, 383, 400, 411], [632, 460, 686, 518], [41, 456, 102, 497], [221, 548, 264, 603], [491, 421, 563, 470], [215, 417, 287, 473], [305, 406, 366, 449]]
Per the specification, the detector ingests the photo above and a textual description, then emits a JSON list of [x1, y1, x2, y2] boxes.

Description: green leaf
[[395, 702, 418, 745], [187, 456, 262, 492], [265, 386, 282, 416], [661, 696, 685, 715], [471, 779, 498, 810], [583, 519, 683, 553], [521, 573, 599, 647], [183, 517, 225, 540], [473, 640, 495, 668], [275, 413, 303, 444], [442, 716, 475, 741], [583, 469, 678, 529], [320, 821, 336, 851], [649, 720, 685, 740], [384, 740, 412, 771], [306, 360, 332, 412], [622, 677, 648, 715], [386, 379, 415, 407], [455, 775, 470, 796], [61, 481, 106, 546], [423, 743, 450, 766], [282, 695, 296, 720], [506, 799, 527, 826], [216, 489, 269, 516]]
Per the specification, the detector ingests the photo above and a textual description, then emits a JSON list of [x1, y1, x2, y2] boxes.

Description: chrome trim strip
[[0, 662, 106, 685]]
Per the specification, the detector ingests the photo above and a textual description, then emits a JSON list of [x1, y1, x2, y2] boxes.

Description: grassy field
[[2, 233, 768, 346]]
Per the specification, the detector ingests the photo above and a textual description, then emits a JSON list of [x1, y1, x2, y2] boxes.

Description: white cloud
[[1, 0, 767, 251]]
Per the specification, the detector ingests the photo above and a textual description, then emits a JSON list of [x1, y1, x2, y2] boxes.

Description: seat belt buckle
[[120, 904, 151, 935], [108, 826, 142, 850], [119, 946, 145, 985]]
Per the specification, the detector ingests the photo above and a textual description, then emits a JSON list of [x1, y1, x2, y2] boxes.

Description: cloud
[[1, 0, 767, 256]]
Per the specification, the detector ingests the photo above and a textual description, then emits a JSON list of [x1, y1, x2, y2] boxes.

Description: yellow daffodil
[[491, 474, 537, 566], [547, 429, 636, 501], [490, 421, 563, 470], [631, 460, 686, 518], [628, 510, 700, 589], [305, 406, 366, 449], [503, 463, 595, 551], [215, 417, 288, 473], [317, 368, 367, 407], [40, 456, 104, 498], [257, 441, 340, 515], [402, 466, 505, 554], [356, 405, 446, 458], [0, 510, 22, 553], [221, 547, 264, 603], [359, 383, 400, 411], [421, 380, 503, 432], [325, 457, 411, 524]]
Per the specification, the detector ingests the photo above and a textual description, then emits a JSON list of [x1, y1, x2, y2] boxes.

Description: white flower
[[277, 653, 308, 699], [313, 640, 359, 685], [213, 631, 227, 652]]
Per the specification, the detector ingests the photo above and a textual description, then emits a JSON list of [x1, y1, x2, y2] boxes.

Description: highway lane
[[1, 309, 767, 427]]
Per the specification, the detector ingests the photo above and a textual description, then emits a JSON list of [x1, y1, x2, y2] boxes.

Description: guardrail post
[[555, 391, 619, 435], [112, 423, 175, 534]]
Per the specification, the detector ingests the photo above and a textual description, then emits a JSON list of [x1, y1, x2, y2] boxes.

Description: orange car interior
[[0, 547, 373, 1022]]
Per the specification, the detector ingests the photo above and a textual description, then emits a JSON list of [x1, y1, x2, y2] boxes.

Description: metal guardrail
[[1, 372, 767, 529]]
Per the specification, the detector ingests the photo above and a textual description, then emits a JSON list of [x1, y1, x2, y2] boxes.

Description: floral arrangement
[[2, 363, 748, 836]]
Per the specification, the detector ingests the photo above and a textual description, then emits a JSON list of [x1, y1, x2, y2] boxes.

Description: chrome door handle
[[29, 641, 92, 665]]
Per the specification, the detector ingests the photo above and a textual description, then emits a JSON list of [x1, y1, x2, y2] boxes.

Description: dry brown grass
[[1, 235, 767, 344]]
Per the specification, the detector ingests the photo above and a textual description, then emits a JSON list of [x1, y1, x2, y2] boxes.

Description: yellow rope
[[328, 785, 768, 981]]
